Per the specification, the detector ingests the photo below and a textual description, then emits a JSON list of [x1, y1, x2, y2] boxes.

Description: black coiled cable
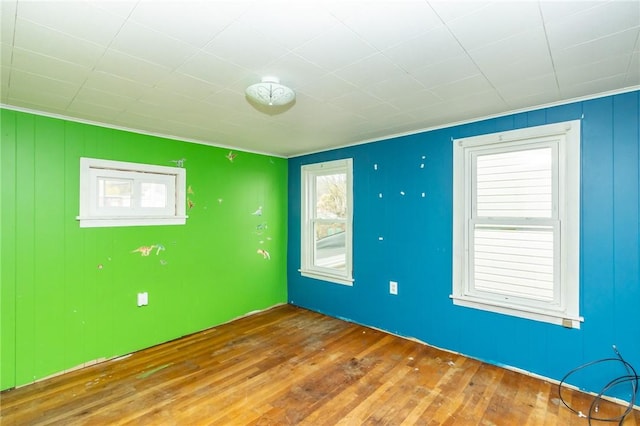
[[558, 346, 639, 425]]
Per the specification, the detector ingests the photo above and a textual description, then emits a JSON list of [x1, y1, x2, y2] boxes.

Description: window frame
[[452, 120, 582, 328], [77, 157, 187, 228], [300, 158, 354, 286]]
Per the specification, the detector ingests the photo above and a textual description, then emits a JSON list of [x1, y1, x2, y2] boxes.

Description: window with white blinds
[[452, 121, 582, 328]]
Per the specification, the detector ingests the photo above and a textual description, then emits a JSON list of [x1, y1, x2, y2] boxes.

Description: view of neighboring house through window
[[300, 158, 353, 286]]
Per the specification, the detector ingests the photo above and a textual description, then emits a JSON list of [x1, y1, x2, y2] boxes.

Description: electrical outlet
[[389, 281, 398, 295]]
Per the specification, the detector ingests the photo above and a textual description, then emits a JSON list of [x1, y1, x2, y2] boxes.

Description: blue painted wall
[[287, 91, 639, 401]]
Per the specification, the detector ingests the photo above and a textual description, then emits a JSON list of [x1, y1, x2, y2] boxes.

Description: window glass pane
[[315, 173, 347, 219], [473, 225, 554, 301], [476, 147, 552, 218], [314, 222, 346, 270], [98, 178, 132, 207], [140, 182, 168, 208]]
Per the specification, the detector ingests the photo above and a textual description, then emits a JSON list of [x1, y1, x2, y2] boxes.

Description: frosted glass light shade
[[246, 77, 295, 106]]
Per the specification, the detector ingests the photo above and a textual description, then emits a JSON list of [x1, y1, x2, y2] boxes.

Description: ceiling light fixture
[[245, 77, 295, 107]]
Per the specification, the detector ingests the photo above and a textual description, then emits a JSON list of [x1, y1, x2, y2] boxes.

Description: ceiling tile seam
[[6, 67, 84, 97], [538, 1, 601, 26], [561, 26, 640, 51], [60, 2, 225, 114], [629, 29, 640, 78], [193, 4, 286, 85], [327, 10, 383, 52], [565, 73, 631, 93], [564, 1, 636, 33], [179, 34, 291, 99], [328, 10, 443, 100], [205, 49, 285, 79], [5, 0, 18, 93], [322, 9, 429, 91], [285, 17, 388, 90], [97, 34, 229, 110], [368, 49, 443, 102], [354, 79, 407, 105], [419, 4, 481, 102], [537, 1, 561, 102], [427, 0, 493, 25], [78, 54, 177, 115], [64, 1, 140, 113], [317, 8, 444, 102], [426, 3, 508, 107], [130, 2, 234, 51], [15, 17, 111, 62], [122, 0, 251, 71], [8, 45, 96, 77], [286, 51, 396, 106]]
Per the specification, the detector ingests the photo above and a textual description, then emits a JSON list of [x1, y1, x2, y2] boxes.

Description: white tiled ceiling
[[1, 0, 638, 157]]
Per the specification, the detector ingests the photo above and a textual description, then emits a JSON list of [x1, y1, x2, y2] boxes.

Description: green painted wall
[[0, 109, 288, 390]]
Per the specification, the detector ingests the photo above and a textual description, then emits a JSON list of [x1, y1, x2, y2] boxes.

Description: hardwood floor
[[2, 305, 638, 425]]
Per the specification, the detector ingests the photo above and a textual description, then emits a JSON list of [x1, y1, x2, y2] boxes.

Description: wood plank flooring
[[2, 304, 638, 425]]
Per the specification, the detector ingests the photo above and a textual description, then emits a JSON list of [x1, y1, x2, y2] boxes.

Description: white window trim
[[77, 157, 187, 228], [452, 120, 582, 328], [300, 158, 354, 286]]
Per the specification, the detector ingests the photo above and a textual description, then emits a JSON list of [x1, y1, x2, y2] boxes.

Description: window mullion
[[132, 179, 141, 210]]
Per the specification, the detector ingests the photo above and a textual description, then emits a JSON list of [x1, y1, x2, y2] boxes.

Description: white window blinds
[[471, 144, 559, 305], [472, 226, 555, 301], [475, 147, 553, 218]]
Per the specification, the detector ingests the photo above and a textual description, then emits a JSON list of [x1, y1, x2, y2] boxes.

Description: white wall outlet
[[137, 292, 148, 307], [389, 281, 398, 295]]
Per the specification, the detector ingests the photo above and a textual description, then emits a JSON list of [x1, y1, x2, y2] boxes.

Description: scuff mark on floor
[[137, 363, 173, 379]]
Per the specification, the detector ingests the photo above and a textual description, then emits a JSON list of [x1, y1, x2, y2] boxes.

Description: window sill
[[450, 294, 583, 329], [77, 216, 188, 228], [299, 269, 354, 286]]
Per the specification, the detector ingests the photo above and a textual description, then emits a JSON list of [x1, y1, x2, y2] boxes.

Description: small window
[[77, 157, 187, 228], [452, 120, 581, 328], [300, 159, 353, 286]]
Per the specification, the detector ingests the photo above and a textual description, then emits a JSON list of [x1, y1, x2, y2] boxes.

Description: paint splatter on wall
[[132, 245, 165, 256], [251, 204, 272, 260], [132, 246, 156, 256]]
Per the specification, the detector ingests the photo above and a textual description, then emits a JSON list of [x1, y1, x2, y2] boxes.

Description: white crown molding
[[289, 86, 640, 158], [0, 104, 286, 159]]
